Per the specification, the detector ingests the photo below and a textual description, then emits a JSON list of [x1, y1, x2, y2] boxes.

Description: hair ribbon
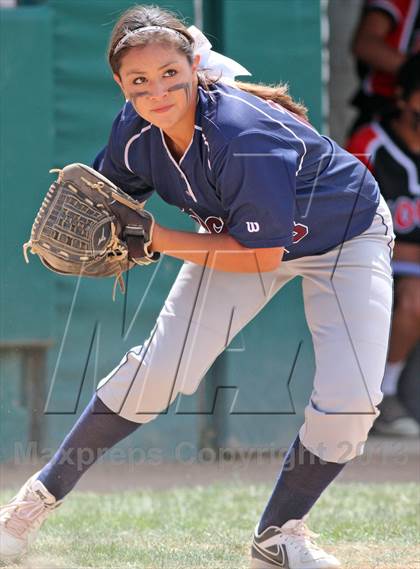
[[188, 25, 251, 80]]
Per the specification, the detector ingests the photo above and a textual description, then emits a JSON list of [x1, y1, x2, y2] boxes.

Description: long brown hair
[[108, 4, 308, 120]]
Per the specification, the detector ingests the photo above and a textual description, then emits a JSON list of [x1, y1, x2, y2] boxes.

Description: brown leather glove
[[23, 163, 160, 294]]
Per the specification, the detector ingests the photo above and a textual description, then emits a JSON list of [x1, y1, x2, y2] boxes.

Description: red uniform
[[347, 119, 420, 245], [361, 0, 420, 98], [350, 0, 420, 131]]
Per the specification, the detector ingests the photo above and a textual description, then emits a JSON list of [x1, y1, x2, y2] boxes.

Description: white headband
[[113, 24, 251, 81], [112, 26, 186, 56]]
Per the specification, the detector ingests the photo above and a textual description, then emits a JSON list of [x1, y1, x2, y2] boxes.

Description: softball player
[[0, 5, 394, 568], [350, 0, 420, 132]]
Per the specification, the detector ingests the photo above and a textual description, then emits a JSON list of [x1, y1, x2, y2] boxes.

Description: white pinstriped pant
[[97, 198, 394, 463]]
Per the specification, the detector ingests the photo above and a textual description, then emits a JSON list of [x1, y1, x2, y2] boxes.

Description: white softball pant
[[97, 198, 394, 463]]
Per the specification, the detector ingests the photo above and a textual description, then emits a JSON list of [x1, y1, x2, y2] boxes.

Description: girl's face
[[114, 43, 199, 133]]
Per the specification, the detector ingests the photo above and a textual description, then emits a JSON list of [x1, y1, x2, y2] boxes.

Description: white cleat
[[0, 472, 61, 562], [251, 519, 341, 568]]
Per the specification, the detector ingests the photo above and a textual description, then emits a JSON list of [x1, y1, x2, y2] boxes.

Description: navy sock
[[258, 436, 345, 532], [37, 394, 141, 500]]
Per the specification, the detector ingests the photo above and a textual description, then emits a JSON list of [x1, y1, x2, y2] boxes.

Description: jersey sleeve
[[216, 132, 298, 248], [92, 106, 154, 203], [345, 124, 379, 172], [364, 0, 402, 26]]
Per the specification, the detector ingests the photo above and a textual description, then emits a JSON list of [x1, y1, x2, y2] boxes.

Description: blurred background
[[0, 0, 419, 465]]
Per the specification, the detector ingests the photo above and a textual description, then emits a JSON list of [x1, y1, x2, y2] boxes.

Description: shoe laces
[[282, 520, 322, 554], [1, 491, 57, 539]]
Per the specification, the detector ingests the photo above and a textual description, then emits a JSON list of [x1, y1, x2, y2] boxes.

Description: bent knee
[[97, 359, 181, 425], [97, 383, 172, 425], [300, 400, 379, 463], [313, 391, 383, 414]]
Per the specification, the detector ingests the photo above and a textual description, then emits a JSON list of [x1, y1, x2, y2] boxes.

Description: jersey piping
[[159, 129, 198, 203], [210, 88, 308, 176], [401, 0, 419, 49], [368, 0, 403, 22], [124, 125, 152, 172], [373, 123, 420, 194]]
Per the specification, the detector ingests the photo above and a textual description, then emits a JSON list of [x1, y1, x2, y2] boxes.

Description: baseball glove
[[23, 163, 159, 296]]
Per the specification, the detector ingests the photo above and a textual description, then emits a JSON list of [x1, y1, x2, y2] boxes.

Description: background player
[[1, 5, 394, 568], [347, 54, 420, 437], [350, 0, 419, 133]]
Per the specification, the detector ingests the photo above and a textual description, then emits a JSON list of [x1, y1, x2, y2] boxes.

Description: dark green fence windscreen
[[0, 6, 54, 459], [0, 7, 54, 342], [224, 0, 322, 129]]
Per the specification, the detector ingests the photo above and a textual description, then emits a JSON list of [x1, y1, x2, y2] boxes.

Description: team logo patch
[[292, 221, 309, 243], [187, 209, 225, 233]]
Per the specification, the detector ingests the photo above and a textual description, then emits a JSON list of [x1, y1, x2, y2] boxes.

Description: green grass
[[1, 483, 419, 568]]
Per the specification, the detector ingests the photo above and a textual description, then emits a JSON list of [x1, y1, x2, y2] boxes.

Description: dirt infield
[[1, 436, 418, 493]]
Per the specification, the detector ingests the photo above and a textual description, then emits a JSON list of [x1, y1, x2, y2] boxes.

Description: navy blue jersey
[[94, 81, 380, 260]]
